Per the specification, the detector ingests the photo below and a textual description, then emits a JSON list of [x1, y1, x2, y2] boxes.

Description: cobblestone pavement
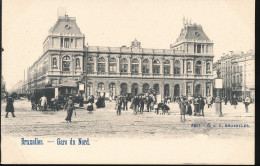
[[1, 98, 255, 139]]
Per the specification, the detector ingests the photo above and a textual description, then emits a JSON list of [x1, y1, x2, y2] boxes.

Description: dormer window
[[65, 24, 71, 30]]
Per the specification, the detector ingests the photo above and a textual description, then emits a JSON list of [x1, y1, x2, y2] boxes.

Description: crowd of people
[[3, 90, 253, 123]]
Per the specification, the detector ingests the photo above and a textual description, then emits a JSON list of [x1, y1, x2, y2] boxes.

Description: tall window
[[98, 57, 105, 73], [142, 59, 150, 74], [98, 83, 105, 90], [62, 56, 70, 71], [174, 60, 180, 74], [109, 83, 116, 97], [76, 58, 80, 68], [187, 62, 191, 73], [109, 58, 117, 73], [87, 57, 94, 74], [237, 66, 239, 73], [120, 58, 128, 73], [64, 38, 70, 48], [153, 59, 160, 74], [164, 60, 170, 75], [52, 57, 57, 68], [206, 62, 211, 74], [87, 82, 93, 96], [131, 59, 139, 74], [195, 60, 202, 75]]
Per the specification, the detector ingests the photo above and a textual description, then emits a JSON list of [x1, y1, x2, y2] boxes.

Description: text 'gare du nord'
[[25, 15, 214, 100]]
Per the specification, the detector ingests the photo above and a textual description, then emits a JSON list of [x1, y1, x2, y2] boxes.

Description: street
[[1, 98, 255, 139]]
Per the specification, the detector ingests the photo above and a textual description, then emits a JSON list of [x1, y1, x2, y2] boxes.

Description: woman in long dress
[[65, 96, 75, 122], [179, 97, 186, 121], [186, 100, 192, 116], [5, 96, 15, 118]]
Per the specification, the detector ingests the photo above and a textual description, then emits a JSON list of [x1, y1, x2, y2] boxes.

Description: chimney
[[229, 51, 233, 55], [65, 14, 69, 20]]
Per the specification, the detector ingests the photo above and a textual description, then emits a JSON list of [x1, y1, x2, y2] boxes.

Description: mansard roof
[[175, 24, 210, 43], [48, 15, 82, 35]]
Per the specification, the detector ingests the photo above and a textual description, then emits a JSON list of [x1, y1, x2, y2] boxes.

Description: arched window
[[87, 57, 94, 74], [109, 58, 117, 73], [142, 83, 149, 93], [87, 82, 93, 96], [174, 60, 180, 74], [142, 59, 149, 74], [98, 57, 105, 73], [131, 58, 139, 74], [62, 56, 70, 71], [187, 62, 191, 73], [52, 57, 57, 68], [195, 60, 202, 75], [153, 59, 160, 75], [164, 60, 170, 75], [109, 83, 116, 97], [76, 58, 80, 68], [120, 58, 128, 73], [206, 62, 211, 74], [98, 82, 105, 90]]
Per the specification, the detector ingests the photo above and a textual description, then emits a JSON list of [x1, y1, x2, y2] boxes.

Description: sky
[[2, 0, 255, 90]]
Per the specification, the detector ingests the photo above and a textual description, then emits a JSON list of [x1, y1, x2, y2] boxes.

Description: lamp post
[[215, 70, 223, 117]]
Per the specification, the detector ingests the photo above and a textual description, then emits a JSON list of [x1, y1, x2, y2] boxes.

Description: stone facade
[[27, 15, 214, 99], [215, 50, 255, 100]]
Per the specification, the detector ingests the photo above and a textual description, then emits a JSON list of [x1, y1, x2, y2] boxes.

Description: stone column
[[127, 83, 131, 93], [116, 55, 120, 74], [160, 84, 164, 100], [160, 57, 164, 76], [189, 82, 193, 96], [149, 57, 154, 75], [195, 44, 197, 53], [180, 59, 183, 74], [170, 58, 174, 76], [93, 55, 98, 73], [127, 57, 131, 75], [116, 82, 121, 96], [105, 56, 109, 73], [138, 57, 143, 75], [183, 59, 187, 74]]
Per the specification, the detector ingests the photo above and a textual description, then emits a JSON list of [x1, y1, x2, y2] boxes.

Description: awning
[[59, 80, 78, 87]]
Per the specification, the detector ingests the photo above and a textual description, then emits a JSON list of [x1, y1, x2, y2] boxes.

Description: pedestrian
[[30, 93, 37, 110], [116, 96, 123, 115], [231, 94, 238, 109], [199, 97, 205, 117], [244, 96, 250, 113], [139, 96, 145, 113], [5, 96, 15, 118], [224, 96, 228, 105], [193, 97, 199, 116], [186, 100, 192, 116], [39, 95, 48, 111], [206, 95, 212, 108], [123, 95, 128, 111], [179, 97, 186, 121], [64, 96, 75, 122]]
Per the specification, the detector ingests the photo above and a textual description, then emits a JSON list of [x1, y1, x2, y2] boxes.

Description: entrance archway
[[154, 84, 160, 95], [164, 84, 170, 97], [174, 84, 180, 96], [142, 83, 149, 93], [120, 83, 127, 95], [131, 83, 139, 96], [195, 84, 201, 97]]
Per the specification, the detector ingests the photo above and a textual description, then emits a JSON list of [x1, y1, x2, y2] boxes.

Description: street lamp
[[215, 70, 223, 117]]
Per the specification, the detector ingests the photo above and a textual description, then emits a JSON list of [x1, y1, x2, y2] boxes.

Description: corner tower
[[170, 21, 214, 55]]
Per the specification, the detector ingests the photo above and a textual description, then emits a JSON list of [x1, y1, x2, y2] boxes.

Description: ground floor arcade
[[85, 77, 213, 99]]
